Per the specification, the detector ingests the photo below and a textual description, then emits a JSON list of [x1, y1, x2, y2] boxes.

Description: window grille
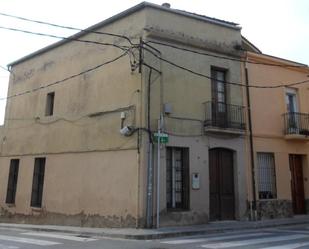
[[6, 159, 20, 204], [31, 158, 46, 207], [257, 153, 277, 199], [166, 147, 189, 210]]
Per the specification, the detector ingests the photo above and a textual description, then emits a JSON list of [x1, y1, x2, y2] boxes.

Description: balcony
[[283, 112, 309, 140], [204, 101, 246, 135]]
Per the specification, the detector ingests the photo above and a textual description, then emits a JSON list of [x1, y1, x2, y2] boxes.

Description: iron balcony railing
[[283, 112, 309, 136], [204, 101, 246, 130]]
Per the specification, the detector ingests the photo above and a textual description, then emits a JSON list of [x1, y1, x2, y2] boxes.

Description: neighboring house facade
[[246, 52, 309, 219], [0, 2, 249, 227]]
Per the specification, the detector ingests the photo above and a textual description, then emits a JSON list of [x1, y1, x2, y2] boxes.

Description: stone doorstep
[[1, 217, 309, 240]]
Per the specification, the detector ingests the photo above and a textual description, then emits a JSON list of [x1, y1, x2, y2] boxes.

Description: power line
[[146, 40, 308, 69], [0, 12, 135, 45], [0, 51, 128, 101], [142, 46, 309, 89], [0, 65, 10, 73], [0, 26, 129, 52]]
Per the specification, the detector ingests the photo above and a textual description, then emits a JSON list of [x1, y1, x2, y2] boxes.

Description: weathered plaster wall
[[0, 150, 139, 227]]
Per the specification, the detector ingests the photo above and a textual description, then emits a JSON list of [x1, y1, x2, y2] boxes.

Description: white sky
[[0, 0, 308, 124]]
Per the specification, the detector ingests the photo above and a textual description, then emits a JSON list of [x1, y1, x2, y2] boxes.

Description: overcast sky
[[0, 0, 308, 124]]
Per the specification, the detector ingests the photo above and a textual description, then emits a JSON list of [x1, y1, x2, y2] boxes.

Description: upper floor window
[[285, 88, 298, 113], [45, 92, 55, 116], [211, 68, 227, 104]]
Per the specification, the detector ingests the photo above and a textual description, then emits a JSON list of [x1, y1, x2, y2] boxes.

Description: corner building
[[0, 2, 249, 227]]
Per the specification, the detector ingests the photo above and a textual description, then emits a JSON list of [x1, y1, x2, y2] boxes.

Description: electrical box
[[164, 103, 172, 114], [192, 173, 200, 190]]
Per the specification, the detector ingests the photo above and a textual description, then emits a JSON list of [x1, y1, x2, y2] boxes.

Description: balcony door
[[211, 68, 227, 128], [285, 88, 299, 132]]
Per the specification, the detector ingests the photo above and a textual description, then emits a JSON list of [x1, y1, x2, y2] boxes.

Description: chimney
[[162, 3, 171, 8]]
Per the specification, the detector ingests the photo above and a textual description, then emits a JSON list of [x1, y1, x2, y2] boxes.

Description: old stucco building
[[246, 52, 309, 219], [2, 1, 308, 229], [0, 2, 251, 227]]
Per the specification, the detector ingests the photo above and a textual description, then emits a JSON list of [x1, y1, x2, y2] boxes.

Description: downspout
[[146, 68, 154, 228], [245, 63, 258, 220]]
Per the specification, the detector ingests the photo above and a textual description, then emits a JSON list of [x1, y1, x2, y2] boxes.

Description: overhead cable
[[142, 46, 309, 89], [146, 40, 308, 68], [0, 26, 129, 51], [0, 12, 135, 45], [0, 51, 128, 101]]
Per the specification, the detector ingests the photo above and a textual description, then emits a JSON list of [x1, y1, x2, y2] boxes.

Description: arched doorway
[[209, 148, 235, 221]]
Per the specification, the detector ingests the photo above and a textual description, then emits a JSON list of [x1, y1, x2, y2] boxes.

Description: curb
[[1, 219, 309, 240]]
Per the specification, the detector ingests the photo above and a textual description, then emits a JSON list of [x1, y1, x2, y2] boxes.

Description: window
[[31, 158, 46, 207], [166, 147, 189, 210], [257, 153, 277, 199], [45, 92, 55, 116], [211, 68, 227, 113], [6, 159, 20, 204], [285, 88, 298, 113]]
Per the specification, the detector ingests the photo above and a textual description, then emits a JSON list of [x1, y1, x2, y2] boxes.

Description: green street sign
[[153, 133, 169, 144]]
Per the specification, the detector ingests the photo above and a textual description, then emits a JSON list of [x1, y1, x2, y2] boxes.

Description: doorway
[[209, 148, 235, 221], [289, 154, 306, 214]]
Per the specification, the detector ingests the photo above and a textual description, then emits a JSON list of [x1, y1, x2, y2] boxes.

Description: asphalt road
[[0, 224, 309, 248]]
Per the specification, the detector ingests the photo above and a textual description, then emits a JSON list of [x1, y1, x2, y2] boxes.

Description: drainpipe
[[146, 69, 154, 228], [245, 66, 258, 220]]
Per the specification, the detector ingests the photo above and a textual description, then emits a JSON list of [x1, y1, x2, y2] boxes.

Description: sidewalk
[[1, 215, 309, 240]]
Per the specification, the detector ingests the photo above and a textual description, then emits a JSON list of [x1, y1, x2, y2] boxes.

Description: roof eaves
[[8, 1, 240, 67], [248, 51, 308, 67]]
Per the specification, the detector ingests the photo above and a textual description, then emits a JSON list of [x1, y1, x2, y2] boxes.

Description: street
[[0, 224, 309, 248]]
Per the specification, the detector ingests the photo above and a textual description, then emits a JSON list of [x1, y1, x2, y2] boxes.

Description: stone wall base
[[0, 207, 137, 228], [257, 199, 293, 219]]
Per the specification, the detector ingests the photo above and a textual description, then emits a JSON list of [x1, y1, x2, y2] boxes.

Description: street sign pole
[[156, 116, 161, 229]]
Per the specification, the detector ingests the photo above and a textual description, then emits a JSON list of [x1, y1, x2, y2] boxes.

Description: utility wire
[[4, 11, 306, 69], [142, 45, 309, 89], [0, 26, 129, 51], [0, 12, 135, 45], [146, 40, 308, 69], [0, 51, 128, 101], [0, 65, 10, 73]]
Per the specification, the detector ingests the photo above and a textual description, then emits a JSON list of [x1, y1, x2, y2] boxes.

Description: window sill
[[6, 203, 16, 208], [167, 208, 190, 213], [31, 207, 43, 212]]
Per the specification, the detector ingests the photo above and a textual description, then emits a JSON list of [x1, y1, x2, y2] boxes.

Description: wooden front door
[[209, 148, 235, 221], [290, 154, 305, 214]]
